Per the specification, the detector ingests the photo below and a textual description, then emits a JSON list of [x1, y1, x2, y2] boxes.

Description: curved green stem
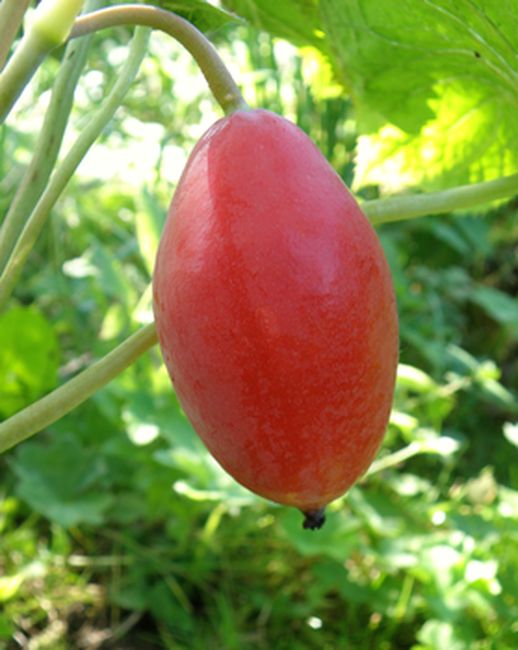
[[0, 0, 30, 71], [0, 26, 150, 311], [69, 4, 248, 115], [363, 173, 518, 225], [0, 322, 158, 454], [0, 0, 102, 274]]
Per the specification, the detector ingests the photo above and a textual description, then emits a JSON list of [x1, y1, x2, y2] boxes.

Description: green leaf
[[223, 0, 326, 50], [10, 437, 114, 527], [318, 0, 518, 192], [469, 285, 518, 331], [422, 221, 472, 256], [0, 306, 60, 418], [153, 0, 240, 32], [416, 619, 472, 650], [0, 575, 23, 603], [348, 487, 406, 537], [111, 571, 149, 611], [311, 560, 373, 604], [222, 1, 518, 191], [0, 613, 14, 640], [498, 486, 518, 518], [135, 187, 166, 278], [397, 364, 437, 393], [90, 243, 136, 306]]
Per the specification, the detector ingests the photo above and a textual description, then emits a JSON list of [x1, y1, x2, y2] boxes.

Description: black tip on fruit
[[302, 508, 326, 530]]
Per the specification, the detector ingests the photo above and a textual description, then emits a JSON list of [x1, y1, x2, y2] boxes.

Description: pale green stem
[[0, 323, 158, 454], [0, 0, 30, 71], [0, 27, 150, 311], [0, 28, 50, 123], [365, 442, 424, 477], [363, 173, 518, 225], [0, 0, 102, 273], [70, 4, 247, 115], [0, 0, 84, 123]]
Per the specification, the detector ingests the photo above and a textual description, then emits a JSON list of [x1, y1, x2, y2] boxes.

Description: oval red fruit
[[153, 109, 398, 528]]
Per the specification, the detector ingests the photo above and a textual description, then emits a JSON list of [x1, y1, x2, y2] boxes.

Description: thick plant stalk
[[0, 0, 84, 123], [70, 4, 247, 115], [0, 323, 158, 454], [0, 31, 49, 123], [0, 27, 150, 311], [0, 0, 30, 71], [363, 173, 518, 225], [0, 0, 103, 273]]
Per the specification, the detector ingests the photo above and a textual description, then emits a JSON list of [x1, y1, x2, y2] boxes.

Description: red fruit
[[153, 109, 398, 529]]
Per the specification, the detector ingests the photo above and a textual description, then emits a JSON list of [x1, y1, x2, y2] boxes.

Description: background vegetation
[[1, 1, 517, 648]]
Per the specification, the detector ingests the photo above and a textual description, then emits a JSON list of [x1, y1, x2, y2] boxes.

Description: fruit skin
[[153, 109, 398, 517]]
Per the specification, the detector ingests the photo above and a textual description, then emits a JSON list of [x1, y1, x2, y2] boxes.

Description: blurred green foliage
[[1, 1, 517, 648]]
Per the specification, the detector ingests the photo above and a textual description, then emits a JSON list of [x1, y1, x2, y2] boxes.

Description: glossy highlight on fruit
[[153, 109, 399, 528]]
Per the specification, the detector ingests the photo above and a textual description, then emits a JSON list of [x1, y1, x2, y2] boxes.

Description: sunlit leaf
[[153, 0, 241, 32], [318, 0, 518, 192], [223, 0, 326, 50], [0, 575, 23, 603], [397, 364, 437, 393]]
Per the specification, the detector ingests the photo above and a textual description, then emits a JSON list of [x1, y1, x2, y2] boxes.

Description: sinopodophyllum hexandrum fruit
[[153, 109, 399, 529]]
